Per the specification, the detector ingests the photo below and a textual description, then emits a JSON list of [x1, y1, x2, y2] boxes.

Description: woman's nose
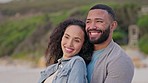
[[67, 39, 73, 47]]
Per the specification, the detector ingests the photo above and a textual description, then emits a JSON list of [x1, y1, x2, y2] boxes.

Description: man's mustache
[[87, 29, 103, 33]]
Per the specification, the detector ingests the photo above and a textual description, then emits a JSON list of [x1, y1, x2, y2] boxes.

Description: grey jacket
[[91, 40, 134, 83], [38, 56, 87, 83]]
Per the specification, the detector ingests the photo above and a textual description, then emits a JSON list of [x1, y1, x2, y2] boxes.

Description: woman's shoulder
[[71, 56, 85, 62], [46, 64, 57, 69], [42, 64, 57, 73], [68, 56, 86, 67]]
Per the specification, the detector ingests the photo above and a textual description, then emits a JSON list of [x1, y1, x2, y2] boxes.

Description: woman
[[38, 18, 93, 83]]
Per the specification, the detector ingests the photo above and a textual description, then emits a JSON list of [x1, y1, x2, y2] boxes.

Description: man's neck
[[94, 39, 112, 51]]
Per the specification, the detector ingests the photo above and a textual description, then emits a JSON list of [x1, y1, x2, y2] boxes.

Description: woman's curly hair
[[45, 18, 94, 66]]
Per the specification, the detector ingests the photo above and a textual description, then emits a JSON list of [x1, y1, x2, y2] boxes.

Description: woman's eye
[[64, 36, 69, 39], [65, 36, 69, 39], [75, 40, 80, 43]]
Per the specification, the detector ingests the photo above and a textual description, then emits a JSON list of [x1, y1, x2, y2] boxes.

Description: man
[[85, 4, 134, 83]]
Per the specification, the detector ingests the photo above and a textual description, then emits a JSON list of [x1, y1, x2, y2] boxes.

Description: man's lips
[[88, 29, 103, 33], [88, 30, 102, 37], [90, 32, 100, 35], [89, 32, 101, 37]]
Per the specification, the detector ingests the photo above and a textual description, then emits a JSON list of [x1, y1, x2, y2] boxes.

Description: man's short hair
[[90, 4, 116, 21]]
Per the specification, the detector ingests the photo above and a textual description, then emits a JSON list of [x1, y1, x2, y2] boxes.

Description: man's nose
[[90, 22, 97, 29]]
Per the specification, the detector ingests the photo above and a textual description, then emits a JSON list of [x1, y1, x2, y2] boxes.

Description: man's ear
[[110, 21, 117, 31]]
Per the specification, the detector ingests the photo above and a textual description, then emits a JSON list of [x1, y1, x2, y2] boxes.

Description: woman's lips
[[65, 47, 74, 53]]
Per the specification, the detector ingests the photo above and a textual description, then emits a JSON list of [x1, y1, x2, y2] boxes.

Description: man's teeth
[[90, 31, 101, 35]]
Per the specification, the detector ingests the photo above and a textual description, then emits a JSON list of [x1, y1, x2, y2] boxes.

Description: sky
[[0, 0, 12, 3]]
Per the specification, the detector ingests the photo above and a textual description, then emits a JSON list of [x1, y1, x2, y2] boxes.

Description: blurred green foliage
[[138, 34, 148, 55], [113, 28, 127, 45], [137, 15, 148, 36], [137, 15, 148, 55], [0, 15, 50, 57], [0, 0, 147, 60], [0, 0, 96, 16]]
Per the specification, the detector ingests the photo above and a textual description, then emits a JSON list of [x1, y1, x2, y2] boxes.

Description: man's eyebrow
[[86, 18, 103, 20]]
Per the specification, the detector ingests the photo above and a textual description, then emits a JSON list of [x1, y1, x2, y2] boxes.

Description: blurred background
[[0, 0, 148, 83]]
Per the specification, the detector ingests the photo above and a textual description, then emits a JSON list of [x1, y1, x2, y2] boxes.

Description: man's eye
[[86, 21, 90, 23], [96, 20, 103, 23]]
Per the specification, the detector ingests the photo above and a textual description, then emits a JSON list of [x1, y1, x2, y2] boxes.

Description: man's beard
[[87, 26, 110, 44]]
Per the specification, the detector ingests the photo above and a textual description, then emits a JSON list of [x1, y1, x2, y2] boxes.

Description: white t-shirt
[[44, 70, 58, 83]]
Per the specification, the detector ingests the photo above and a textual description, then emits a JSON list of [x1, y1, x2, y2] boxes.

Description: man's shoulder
[[107, 41, 132, 62]]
